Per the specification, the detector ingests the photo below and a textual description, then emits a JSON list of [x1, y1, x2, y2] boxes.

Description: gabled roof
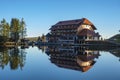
[[46, 33, 51, 37], [51, 18, 96, 30], [54, 19, 83, 26], [82, 18, 96, 30]]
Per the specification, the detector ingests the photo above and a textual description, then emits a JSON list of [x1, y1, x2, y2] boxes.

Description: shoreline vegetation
[[0, 18, 120, 48], [0, 18, 27, 47]]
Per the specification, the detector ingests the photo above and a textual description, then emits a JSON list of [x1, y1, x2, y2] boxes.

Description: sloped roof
[[46, 33, 51, 37], [54, 19, 83, 26], [83, 18, 96, 30], [51, 18, 96, 30]]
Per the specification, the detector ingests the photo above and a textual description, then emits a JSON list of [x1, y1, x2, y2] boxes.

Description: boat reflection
[[0, 47, 27, 70], [45, 46, 100, 72]]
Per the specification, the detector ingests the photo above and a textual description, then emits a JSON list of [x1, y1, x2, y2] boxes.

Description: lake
[[0, 46, 120, 80]]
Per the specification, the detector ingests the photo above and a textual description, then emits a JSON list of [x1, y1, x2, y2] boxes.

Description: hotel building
[[46, 18, 100, 44]]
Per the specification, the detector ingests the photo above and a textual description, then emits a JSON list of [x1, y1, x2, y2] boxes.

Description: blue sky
[[0, 0, 120, 38]]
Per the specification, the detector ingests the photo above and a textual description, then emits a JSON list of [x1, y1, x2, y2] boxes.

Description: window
[[86, 25, 90, 29]]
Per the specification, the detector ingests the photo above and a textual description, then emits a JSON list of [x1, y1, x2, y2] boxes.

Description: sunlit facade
[[46, 18, 100, 44]]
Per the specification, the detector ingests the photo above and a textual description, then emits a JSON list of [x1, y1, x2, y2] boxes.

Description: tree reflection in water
[[0, 46, 27, 70], [109, 48, 120, 61], [45, 46, 100, 72]]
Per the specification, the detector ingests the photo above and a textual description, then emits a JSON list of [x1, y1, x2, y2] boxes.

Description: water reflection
[[109, 48, 120, 61], [37, 45, 46, 53], [45, 46, 100, 72], [0, 46, 27, 70]]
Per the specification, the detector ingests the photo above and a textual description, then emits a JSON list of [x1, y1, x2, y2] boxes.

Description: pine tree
[[10, 18, 20, 42], [20, 18, 26, 39], [1, 18, 10, 38]]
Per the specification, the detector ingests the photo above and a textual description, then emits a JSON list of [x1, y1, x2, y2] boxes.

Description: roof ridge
[[59, 18, 83, 22]]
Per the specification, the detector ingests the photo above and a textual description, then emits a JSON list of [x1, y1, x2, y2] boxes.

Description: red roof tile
[[51, 18, 96, 30]]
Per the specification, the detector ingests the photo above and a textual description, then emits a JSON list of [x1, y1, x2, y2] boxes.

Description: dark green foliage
[[0, 18, 10, 38], [0, 18, 27, 43], [109, 34, 120, 43], [0, 36, 7, 42], [10, 18, 20, 42]]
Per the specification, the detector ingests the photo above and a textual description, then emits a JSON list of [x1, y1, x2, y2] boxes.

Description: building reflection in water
[[45, 46, 100, 72], [0, 46, 27, 70]]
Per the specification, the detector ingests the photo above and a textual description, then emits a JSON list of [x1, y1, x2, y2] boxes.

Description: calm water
[[0, 46, 120, 80]]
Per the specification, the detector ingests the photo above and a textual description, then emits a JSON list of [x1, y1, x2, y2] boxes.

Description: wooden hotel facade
[[46, 18, 100, 44]]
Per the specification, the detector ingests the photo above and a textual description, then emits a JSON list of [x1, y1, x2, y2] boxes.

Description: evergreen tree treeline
[[0, 18, 27, 42]]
